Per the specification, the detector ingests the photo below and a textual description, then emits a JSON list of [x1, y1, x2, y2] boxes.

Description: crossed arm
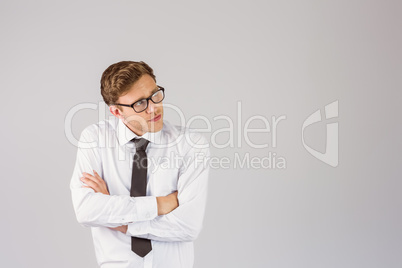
[[80, 170, 179, 234], [71, 127, 210, 242]]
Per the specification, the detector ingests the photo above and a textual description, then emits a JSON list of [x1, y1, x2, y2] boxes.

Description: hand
[[109, 225, 128, 234], [81, 170, 110, 195], [156, 191, 179, 215]]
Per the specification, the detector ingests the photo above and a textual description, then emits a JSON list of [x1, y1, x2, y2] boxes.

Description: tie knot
[[132, 138, 150, 151]]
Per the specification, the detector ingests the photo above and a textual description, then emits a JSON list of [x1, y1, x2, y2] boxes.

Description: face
[[110, 74, 164, 136]]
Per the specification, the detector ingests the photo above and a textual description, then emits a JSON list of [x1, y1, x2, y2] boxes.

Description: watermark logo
[[65, 100, 339, 170], [301, 100, 339, 167]]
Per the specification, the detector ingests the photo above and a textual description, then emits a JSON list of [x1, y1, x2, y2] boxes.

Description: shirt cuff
[[126, 220, 151, 238], [124, 196, 158, 223]]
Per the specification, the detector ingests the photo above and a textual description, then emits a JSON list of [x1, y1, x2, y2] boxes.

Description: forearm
[[71, 188, 158, 228], [71, 127, 159, 228], [127, 209, 205, 242], [126, 175, 208, 242], [125, 134, 211, 242]]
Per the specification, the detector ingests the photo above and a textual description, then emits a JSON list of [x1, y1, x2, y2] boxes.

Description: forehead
[[119, 74, 157, 102]]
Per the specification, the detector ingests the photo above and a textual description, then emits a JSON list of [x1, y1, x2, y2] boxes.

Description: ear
[[109, 105, 123, 119]]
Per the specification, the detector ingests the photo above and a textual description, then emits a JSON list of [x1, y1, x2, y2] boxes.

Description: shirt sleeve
[[126, 133, 211, 242], [70, 126, 158, 228]]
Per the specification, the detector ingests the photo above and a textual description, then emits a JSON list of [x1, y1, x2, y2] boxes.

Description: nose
[[146, 99, 156, 114]]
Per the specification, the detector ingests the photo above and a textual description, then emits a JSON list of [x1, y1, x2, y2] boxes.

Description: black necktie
[[130, 138, 152, 257]]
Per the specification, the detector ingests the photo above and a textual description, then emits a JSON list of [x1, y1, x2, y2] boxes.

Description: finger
[[81, 176, 98, 189], [93, 170, 102, 180], [82, 172, 101, 184], [92, 170, 107, 187], [93, 170, 105, 184]]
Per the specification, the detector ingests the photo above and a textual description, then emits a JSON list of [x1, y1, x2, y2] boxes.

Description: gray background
[[1, 0, 401, 267]]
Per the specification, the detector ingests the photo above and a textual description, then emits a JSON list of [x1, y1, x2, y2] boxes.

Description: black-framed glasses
[[113, 86, 165, 113]]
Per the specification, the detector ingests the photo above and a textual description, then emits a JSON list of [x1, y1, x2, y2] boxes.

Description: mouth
[[149, 114, 162, 122]]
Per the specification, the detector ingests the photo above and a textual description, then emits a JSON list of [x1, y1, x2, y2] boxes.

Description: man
[[70, 61, 210, 268]]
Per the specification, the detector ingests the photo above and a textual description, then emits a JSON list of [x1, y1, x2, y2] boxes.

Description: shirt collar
[[117, 118, 163, 145]]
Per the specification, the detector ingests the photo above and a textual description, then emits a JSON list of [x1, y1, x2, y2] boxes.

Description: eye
[[135, 100, 145, 106]]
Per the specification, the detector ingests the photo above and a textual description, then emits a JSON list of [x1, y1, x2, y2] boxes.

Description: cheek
[[155, 102, 163, 110], [127, 115, 149, 128]]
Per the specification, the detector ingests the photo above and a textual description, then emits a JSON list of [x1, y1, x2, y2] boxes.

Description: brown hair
[[100, 61, 156, 109]]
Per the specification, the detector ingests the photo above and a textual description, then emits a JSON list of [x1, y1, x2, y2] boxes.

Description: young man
[[70, 61, 210, 268]]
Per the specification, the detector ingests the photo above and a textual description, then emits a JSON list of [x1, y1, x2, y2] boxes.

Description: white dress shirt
[[70, 116, 210, 268]]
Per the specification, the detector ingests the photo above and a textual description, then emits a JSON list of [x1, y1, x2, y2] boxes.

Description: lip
[[149, 114, 162, 122]]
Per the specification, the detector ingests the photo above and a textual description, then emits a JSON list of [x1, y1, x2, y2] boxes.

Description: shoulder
[[78, 117, 118, 148], [162, 120, 210, 154]]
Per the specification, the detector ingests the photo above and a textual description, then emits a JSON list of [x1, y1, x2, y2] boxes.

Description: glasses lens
[[133, 99, 148, 112], [151, 89, 165, 103]]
